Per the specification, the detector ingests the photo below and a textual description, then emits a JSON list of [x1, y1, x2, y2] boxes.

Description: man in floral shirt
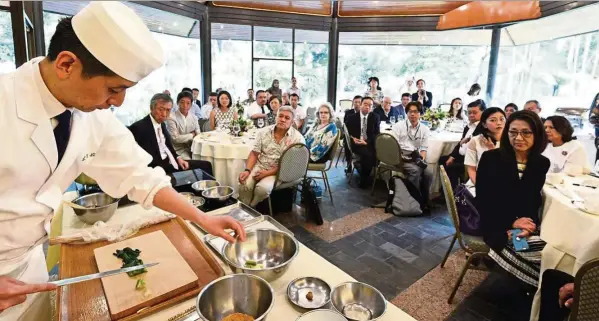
[[238, 106, 305, 207]]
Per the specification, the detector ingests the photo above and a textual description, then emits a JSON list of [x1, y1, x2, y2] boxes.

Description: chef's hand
[[201, 215, 246, 243], [177, 158, 189, 170], [0, 277, 56, 313], [559, 283, 575, 308], [239, 171, 250, 184]]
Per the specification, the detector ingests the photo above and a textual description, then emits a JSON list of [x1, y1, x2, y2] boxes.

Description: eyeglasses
[[319, 111, 330, 114], [407, 110, 420, 114], [508, 130, 533, 138]]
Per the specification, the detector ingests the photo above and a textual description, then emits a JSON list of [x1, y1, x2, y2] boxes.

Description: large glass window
[[294, 30, 329, 107], [0, 8, 15, 73], [211, 23, 252, 101]]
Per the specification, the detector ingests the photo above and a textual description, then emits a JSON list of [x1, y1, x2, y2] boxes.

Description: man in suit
[[439, 99, 484, 188], [129, 93, 213, 175], [192, 88, 202, 107], [346, 97, 380, 188], [373, 96, 405, 123], [342, 95, 363, 173], [411, 79, 433, 113]]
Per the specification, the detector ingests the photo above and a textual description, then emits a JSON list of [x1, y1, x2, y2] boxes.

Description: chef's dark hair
[[47, 17, 116, 78]]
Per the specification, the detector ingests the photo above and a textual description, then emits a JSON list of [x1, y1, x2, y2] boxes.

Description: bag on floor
[[454, 184, 482, 236], [301, 178, 324, 225], [385, 175, 423, 217]]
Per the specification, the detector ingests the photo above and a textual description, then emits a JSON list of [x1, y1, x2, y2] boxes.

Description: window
[[211, 23, 252, 101], [294, 29, 329, 107], [0, 9, 15, 73]]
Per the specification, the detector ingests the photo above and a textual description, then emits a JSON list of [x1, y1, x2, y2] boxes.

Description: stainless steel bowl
[[196, 274, 274, 321], [296, 309, 347, 321], [202, 186, 234, 202], [287, 277, 331, 310], [331, 282, 387, 321], [222, 229, 299, 281], [180, 192, 205, 207], [72, 193, 119, 224], [191, 180, 220, 193]]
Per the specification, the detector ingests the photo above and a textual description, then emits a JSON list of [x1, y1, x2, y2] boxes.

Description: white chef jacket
[[0, 58, 171, 318]]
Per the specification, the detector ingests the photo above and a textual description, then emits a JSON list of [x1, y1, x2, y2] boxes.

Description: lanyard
[[405, 120, 420, 141]]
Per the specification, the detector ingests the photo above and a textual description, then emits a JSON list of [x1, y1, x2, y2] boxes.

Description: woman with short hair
[[265, 96, 281, 126], [543, 116, 591, 174], [305, 103, 338, 163], [209, 90, 238, 131]]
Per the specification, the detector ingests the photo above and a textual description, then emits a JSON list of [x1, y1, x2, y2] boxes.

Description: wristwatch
[[244, 169, 251, 173]]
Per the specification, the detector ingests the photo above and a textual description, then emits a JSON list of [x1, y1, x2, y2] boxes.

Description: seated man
[[246, 90, 270, 125], [343, 95, 363, 173], [129, 93, 213, 175], [373, 96, 404, 123], [200, 92, 217, 120], [392, 101, 433, 211], [290, 93, 306, 130], [346, 97, 380, 188], [167, 91, 201, 160], [238, 106, 305, 207]]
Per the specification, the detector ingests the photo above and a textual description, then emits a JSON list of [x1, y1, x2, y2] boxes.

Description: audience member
[[395, 93, 411, 116], [246, 90, 269, 123], [477, 110, 549, 288], [200, 92, 217, 120], [524, 99, 543, 120], [392, 101, 433, 211], [364, 76, 384, 106], [305, 103, 338, 163], [290, 93, 306, 130], [192, 88, 202, 107], [345, 95, 362, 119], [265, 96, 281, 126], [346, 97, 380, 188], [374, 96, 403, 123], [238, 106, 305, 207], [282, 91, 290, 106], [210, 90, 238, 131], [167, 91, 201, 159], [447, 97, 463, 120], [343, 95, 363, 173], [465, 107, 506, 184], [129, 93, 213, 175], [539, 269, 575, 321], [411, 79, 433, 112], [590, 94, 599, 162], [440, 99, 484, 188], [465, 83, 482, 106], [399, 76, 415, 94], [504, 103, 518, 119], [242, 88, 255, 105], [267, 79, 282, 99], [163, 89, 171, 96], [174, 87, 201, 119], [543, 116, 591, 174], [288, 76, 301, 97]]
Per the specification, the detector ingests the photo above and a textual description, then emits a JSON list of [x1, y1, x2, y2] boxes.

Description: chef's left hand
[[200, 215, 246, 243], [177, 158, 189, 170]]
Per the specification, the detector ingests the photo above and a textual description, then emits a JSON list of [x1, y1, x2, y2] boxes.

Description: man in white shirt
[[246, 90, 269, 122], [167, 91, 201, 159], [290, 93, 306, 130], [287, 76, 301, 97], [391, 101, 433, 211], [199, 92, 217, 120]]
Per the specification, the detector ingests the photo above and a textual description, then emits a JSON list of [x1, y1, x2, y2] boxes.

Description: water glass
[[232, 124, 241, 137]]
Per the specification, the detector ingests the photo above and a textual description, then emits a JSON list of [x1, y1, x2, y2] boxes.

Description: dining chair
[[342, 125, 360, 186], [371, 133, 405, 195], [307, 131, 341, 204], [439, 165, 490, 304], [569, 258, 599, 321], [266, 143, 310, 216]]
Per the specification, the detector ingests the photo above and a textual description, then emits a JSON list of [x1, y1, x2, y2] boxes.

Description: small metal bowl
[[295, 309, 347, 321], [202, 186, 234, 202], [222, 229, 299, 281], [72, 192, 120, 224], [191, 180, 220, 194], [196, 274, 274, 321], [180, 192, 205, 207], [331, 282, 387, 321], [287, 277, 331, 310]]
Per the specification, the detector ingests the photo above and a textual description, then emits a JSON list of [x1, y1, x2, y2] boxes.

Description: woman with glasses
[[305, 103, 338, 163], [543, 116, 591, 174], [464, 107, 506, 184], [476, 110, 549, 288]]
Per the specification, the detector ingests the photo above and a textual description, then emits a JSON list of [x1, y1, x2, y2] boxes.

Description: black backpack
[[301, 178, 324, 225]]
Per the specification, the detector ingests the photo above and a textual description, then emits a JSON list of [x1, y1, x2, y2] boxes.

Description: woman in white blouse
[[543, 116, 591, 174], [464, 107, 506, 184]]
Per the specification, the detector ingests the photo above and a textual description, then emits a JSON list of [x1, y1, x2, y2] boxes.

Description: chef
[[0, 2, 245, 320]]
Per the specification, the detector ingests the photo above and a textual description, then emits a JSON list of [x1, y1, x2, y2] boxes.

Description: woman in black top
[[477, 110, 550, 287]]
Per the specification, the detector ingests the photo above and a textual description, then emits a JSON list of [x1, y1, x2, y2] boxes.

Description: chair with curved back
[[267, 143, 310, 216], [301, 107, 317, 135], [439, 165, 490, 304], [371, 133, 405, 195], [307, 131, 341, 203], [569, 258, 599, 321], [338, 99, 352, 112]]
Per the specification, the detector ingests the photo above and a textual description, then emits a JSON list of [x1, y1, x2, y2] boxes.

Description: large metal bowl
[[222, 229, 299, 281], [72, 193, 119, 224], [202, 186, 234, 202], [296, 309, 347, 321], [191, 180, 220, 194], [331, 282, 387, 321], [196, 274, 274, 321]]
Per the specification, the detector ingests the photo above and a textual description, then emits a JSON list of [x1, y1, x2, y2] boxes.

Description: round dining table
[[191, 130, 256, 191]]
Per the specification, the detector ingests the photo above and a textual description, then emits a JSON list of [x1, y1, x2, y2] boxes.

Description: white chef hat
[[71, 1, 164, 82]]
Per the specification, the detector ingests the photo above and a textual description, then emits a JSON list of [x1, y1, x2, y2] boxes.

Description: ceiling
[[338, 1, 469, 17]]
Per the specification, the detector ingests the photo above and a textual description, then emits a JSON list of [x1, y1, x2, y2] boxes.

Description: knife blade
[[50, 262, 158, 287]]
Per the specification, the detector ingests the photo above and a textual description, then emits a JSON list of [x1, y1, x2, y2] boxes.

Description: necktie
[[157, 127, 179, 170], [260, 105, 265, 114], [361, 116, 367, 140], [54, 110, 71, 164]]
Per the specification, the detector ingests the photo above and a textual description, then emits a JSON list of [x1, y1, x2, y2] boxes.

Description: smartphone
[[511, 229, 529, 251]]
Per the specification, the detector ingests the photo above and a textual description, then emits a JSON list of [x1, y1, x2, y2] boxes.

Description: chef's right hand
[[0, 276, 56, 313]]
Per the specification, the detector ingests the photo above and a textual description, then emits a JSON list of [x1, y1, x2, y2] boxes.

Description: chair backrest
[[374, 133, 402, 167], [275, 143, 310, 186], [439, 166, 470, 252], [338, 99, 352, 111], [343, 124, 354, 155], [306, 107, 317, 122], [324, 131, 341, 170], [569, 258, 599, 321], [201, 119, 212, 132]]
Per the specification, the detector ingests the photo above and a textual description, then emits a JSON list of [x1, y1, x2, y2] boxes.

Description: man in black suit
[[342, 95, 363, 172], [438, 99, 484, 188], [346, 96, 380, 188], [192, 88, 202, 107], [411, 79, 433, 113], [129, 93, 213, 175]]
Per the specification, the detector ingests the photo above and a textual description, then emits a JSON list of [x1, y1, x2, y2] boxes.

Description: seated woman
[[305, 103, 338, 163], [504, 103, 518, 119], [543, 116, 591, 174], [477, 110, 550, 288], [209, 90, 238, 131], [447, 97, 463, 120], [265, 96, 281, 126], [464, 107, 506, 184], [238, 106, 305, 207], [167, 91, 201, 160]]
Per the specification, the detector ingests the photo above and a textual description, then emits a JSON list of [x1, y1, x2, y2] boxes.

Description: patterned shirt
[[253, 125, 305, 170], [214, 107, 236, 129]]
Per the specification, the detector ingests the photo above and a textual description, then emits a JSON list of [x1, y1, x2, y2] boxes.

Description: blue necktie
[[54, 110, 72, 164]]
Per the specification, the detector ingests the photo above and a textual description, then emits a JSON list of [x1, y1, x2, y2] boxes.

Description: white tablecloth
[[530, 176, 599, 321], [191, 131, 254, 191]]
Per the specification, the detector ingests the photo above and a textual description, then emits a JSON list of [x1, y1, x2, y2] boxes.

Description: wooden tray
[[56, 217, 224, 321]]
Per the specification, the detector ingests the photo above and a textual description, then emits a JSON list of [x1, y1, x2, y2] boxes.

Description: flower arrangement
[[229, 98, 253, 136], [421, 108, 448, 131]]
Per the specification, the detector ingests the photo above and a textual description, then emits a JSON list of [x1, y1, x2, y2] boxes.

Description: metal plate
[[287, 277, 331, 310]]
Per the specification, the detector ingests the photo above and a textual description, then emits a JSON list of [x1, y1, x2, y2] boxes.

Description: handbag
[[301, 178, 324, 225], [453, 184, 482, 236]]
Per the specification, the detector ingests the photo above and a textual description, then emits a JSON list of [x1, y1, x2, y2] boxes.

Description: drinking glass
[[257, 118, 265, 128], [389, 116, 396, 124], [232, 124, 241, 137]]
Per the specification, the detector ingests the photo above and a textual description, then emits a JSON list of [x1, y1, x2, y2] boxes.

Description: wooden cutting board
[[93, 230, 198, 320]]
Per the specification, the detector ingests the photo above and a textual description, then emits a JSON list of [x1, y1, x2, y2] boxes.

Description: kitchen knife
[[50, 262, 158, 287]]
